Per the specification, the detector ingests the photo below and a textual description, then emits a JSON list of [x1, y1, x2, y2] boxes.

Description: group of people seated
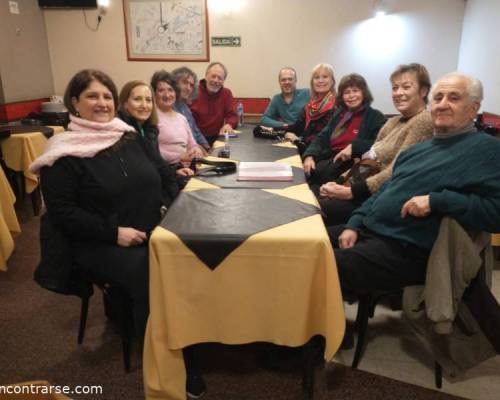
[[262, 63, 500, 349], [29, 58, 500, 398]]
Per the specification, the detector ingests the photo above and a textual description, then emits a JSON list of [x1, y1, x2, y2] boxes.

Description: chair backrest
[[232, 97, 271, 114], [34, 213, 93, 298]]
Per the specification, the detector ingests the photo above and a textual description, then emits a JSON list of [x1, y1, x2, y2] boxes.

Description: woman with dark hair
[[117, 80, 193, 178], [151, 70, 204, 166], [284, 63, 337, 145], [30, 69, 180, 340], [302, 73, 386, 182], [319, 63, 434, 226]]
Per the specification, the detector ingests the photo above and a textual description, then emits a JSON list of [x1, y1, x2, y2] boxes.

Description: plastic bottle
[[236, 102, 244, 127], [219, 131, 230, 158]]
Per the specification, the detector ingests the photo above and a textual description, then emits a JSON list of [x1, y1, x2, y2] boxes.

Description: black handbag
[[253, 125, 287, 139], [193, 158, 237, 176]]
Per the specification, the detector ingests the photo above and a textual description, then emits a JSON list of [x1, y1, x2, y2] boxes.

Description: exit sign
[[211, 36, 241, 47]]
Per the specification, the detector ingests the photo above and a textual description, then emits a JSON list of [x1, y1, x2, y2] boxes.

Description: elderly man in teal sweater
[[334, 72, 500, 298]]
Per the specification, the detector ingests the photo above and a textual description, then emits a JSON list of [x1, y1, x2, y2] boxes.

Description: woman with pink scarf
[[30, 69, 179, 340]]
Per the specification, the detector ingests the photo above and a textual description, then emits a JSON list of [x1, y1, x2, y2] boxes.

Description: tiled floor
[[333, 269, 500, 400]]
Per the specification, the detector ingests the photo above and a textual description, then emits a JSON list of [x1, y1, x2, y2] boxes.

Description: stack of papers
[[237, 162, 293, 181]]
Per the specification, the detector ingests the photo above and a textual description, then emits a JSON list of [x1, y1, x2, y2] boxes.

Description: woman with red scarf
[[284, 63, 336, 145]]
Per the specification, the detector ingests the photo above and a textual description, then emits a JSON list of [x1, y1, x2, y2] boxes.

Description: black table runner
[[196, 129, 305, 188], [160, 189, 319, 269]]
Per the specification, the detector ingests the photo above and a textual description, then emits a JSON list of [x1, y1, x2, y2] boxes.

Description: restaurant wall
[[458, 0, 500, 112], [0, 0, 54, 103], [43, 0, 465, 113]]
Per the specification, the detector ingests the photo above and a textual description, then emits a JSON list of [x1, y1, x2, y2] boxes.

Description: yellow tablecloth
[[47, 126, 65, 135], [0, 132, 47, 193], [143, 186, 345, 400], [492, 234, 500, 246], [0, 164, 21, 271], [0, 126, 63, 194]]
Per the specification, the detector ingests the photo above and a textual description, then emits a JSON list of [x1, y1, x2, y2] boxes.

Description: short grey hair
[[431, 72, 483, 103], [206, 62, 227, 79], [172, 66, 198, 101]]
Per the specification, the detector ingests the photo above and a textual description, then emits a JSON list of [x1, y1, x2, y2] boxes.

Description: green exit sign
[[211, 36, 241, 47]]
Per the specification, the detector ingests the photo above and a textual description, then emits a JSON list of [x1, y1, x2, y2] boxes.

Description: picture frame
[[123, 0, 209, 61]]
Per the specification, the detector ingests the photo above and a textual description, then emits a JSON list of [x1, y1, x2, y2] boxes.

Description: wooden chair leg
[[31, 186, 42, 216], [118, 291, 134, 372], [352, 295, 371, 369], [435, 362, 442, 389], [78, 295, 90, 344], [121, 321, 132, 372]]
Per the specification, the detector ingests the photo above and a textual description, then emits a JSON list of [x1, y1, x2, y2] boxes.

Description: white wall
[[43, 0, 465, 113], [458, 0, 500, 112]]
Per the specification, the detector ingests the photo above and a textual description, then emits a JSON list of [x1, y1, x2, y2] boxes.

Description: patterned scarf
[[330, 106, 365, 141], [304, 91, 335, 130], [30, 115, 135, 173]]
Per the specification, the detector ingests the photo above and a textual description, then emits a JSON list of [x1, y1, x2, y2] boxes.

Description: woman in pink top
[[151, 70, 204, 165]]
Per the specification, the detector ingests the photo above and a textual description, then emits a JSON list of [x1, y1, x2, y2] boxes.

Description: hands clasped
[[117, 227, 147, 247], [319, 182, 353, 200]]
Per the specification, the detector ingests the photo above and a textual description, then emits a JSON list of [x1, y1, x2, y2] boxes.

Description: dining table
[[143, 129, 345, 400], [0, 125, 64, 194], [0, 163, 21, 271]]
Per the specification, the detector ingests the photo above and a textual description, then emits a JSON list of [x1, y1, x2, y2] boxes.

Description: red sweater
[[190, 80, 238, 137]]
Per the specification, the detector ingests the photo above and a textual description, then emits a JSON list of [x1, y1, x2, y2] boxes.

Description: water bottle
[[219, 131, 231, 158], [236, 102, 244, 127]]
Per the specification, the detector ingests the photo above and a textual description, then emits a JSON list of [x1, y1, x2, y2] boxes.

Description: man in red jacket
[[190, 62, 238, 145]]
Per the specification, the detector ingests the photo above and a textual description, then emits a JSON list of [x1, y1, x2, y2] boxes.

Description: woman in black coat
[[33, 70, 180, 339], [117, 80, 194, 181]]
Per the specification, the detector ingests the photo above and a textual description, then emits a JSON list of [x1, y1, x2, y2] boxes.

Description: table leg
[[301, 336, 324, 400]]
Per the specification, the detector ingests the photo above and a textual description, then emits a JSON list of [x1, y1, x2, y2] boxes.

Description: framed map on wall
[[123, 0, 209, 61]]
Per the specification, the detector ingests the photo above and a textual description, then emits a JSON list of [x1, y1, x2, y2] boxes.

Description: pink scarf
[[30, 115, 135, 173]]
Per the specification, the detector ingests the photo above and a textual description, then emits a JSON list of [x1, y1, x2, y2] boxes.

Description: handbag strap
[[340, 159, 380, 186]]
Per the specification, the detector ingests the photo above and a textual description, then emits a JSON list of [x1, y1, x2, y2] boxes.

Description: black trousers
[[73, 241, 149, 338], [320, 197, 364, 227], [331, 227, 429, 296], [308, 158, 352, 186]]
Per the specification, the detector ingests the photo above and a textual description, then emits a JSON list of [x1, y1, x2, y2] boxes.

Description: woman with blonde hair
[[118, 80, 193, 177], [284, 63, 337, 145]]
